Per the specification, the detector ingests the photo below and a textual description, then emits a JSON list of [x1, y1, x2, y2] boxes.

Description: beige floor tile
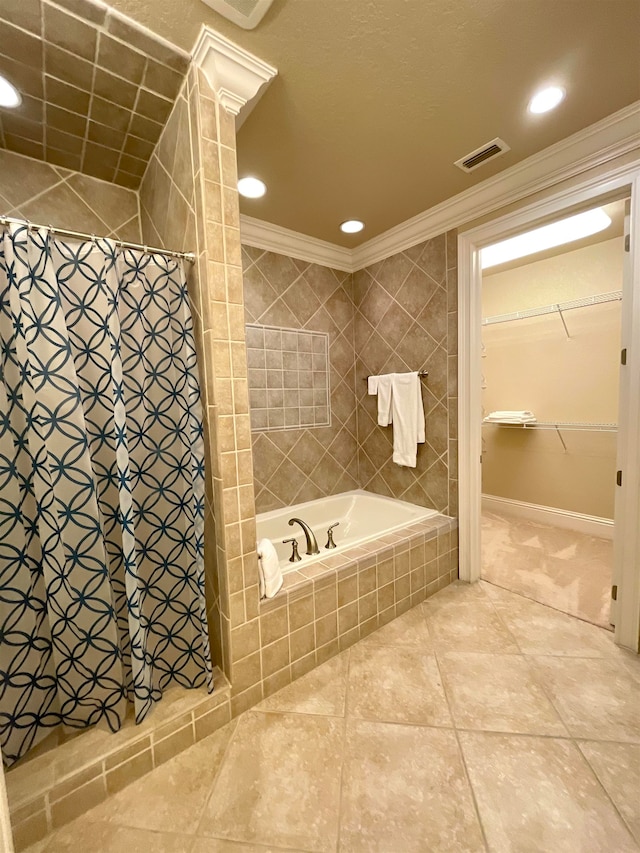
[[198, 711, 343, 852], [487, 587, 617, 658], [578, 741, 640, 844], [427, 580, 490, 604], [532, 657, 640, 742], [347, 645, 451, 726], [460, 731, 638, 852], [423, 600, 520, 653], [339, 719, 484, 852], [357, 604, 432, 648], [257, 652, 349, 716], [438, 652, 568, 736], [32, 818, 192, 852], [85, 721, 237, 834]]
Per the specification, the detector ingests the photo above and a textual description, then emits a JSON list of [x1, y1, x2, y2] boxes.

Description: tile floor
[[23, 581, 640, 853], [481, 510, 613, 628]]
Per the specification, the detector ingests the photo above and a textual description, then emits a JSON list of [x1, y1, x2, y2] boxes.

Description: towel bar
[[363, 370, 428, 381]]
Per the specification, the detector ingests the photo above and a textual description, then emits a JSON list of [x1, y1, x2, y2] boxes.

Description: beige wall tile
[[50, 777, 108, 828], [194, 701, 231, 741], [106, 749, 154, 794], [153, 726, 195, 767]]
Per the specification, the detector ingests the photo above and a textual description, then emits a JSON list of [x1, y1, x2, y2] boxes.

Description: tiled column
[[187, 69, 259, 699]]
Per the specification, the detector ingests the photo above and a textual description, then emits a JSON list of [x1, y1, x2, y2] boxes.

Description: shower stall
[[0, 219, 212, 767]]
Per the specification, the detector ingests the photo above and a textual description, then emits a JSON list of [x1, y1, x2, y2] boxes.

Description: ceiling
[[107, 0, 640, 246], [3, 0, 639, 244]]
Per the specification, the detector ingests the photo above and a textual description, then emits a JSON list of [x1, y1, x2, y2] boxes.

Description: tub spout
[[288, 517, 320, 556]]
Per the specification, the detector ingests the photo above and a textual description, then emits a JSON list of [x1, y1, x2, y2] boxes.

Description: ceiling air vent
[[454, 137, 510, 173], [201, 0, 273, 29]]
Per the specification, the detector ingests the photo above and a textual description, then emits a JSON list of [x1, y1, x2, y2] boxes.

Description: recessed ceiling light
[[340, 220, 364, 234], [481, 208, 611, 269], [528, 86, 565, 114], [0, 74, 21, 108], [238, 176, 266, 198]]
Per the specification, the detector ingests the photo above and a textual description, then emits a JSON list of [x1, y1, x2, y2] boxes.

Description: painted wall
[[242, 249, 359, 513], [482, 236, 623, 519]]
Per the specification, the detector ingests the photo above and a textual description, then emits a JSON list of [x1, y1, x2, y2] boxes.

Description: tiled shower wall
[[0, 147, 141, 239], [242, 249, 359, 512], [354, 231, 459, 516]]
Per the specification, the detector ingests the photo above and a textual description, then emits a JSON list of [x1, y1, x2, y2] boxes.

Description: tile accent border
[[7, 672, 231, 851], [246, 323, 330, 432]]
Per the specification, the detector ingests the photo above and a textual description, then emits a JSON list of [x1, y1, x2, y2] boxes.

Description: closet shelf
[[482, 290, 622, 327], [482, 421, 618, 431]]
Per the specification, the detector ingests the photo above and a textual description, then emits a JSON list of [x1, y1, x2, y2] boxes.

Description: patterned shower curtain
[[0, 223, 212, 766]]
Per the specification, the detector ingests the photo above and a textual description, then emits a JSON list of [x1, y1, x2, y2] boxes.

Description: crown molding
[[193, 27, 277, 120], [239, 101, 640, 273], [239, 215, 353, 272]]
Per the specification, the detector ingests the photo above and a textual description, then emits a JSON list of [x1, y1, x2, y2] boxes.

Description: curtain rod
[[0, 215, 196, 265]]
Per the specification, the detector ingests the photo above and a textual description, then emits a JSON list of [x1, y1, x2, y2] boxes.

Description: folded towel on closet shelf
[[368, 373, 394, 426], [257, 538, 283, 599], [484, 410, 537, 424], [390, 372, 425, 468]]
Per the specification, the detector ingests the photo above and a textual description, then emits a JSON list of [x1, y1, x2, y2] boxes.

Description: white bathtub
[[256, 490, 439, 572]]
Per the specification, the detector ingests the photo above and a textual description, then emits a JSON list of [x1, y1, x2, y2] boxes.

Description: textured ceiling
[[105, 0, 640, 245], [3, 0, 638, 237], [0, 0, 189, 187]]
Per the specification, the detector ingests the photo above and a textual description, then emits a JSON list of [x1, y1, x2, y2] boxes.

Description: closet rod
[[483, 290, 622, 327], [0, 215, 196, 264]]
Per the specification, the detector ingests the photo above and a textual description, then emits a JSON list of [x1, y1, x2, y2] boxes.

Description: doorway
[[458, 168, 640, 653], [479, 199, 626, 629]]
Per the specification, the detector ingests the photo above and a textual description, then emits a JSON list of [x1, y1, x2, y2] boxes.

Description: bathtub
[[256, 489, 439, 571]]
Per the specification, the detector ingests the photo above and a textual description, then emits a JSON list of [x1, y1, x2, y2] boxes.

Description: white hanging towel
[[257, 538, 283, 599], [391, 372, 425, 467], [368, 373, 394, 426]]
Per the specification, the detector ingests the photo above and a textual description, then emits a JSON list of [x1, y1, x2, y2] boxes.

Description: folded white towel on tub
[[257, 538, 283, 599]]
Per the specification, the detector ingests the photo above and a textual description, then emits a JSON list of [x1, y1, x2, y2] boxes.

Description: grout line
[[573, 741, 640, 845], [431, 643, 491, 852], [191, 714, 241, 838], [334, 647, 352, 852], [79, 29, 100, 175]]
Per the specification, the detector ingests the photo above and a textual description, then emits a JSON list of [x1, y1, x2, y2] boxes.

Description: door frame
[[458, 161, 640, 652]]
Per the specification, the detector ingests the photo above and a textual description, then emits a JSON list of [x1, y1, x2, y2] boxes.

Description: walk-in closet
[[480, 200, 627, 628]]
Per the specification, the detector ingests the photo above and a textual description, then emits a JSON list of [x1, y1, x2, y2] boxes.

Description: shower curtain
[[0, 223, 212, 766]]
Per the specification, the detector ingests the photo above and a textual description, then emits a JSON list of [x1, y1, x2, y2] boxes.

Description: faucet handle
[[282, 537, 302, 562], [325, 522, 339, 550]]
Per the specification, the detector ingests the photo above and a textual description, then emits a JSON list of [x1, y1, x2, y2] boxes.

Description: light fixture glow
[[238, 176, 266, 198], [481, 208, 611, 270], [528, 86, 565, 114], [0, 74, 21, 108], [340, 220, 364, 234]]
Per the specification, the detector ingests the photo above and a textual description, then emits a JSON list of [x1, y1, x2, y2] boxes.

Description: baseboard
[[482, 494, 614, 540]]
